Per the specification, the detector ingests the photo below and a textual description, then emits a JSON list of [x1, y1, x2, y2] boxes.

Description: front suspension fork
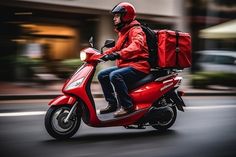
[[63, 101, 78, 123]]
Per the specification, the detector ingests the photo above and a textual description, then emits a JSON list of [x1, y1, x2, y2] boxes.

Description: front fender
[[48, 95, 77, 106]]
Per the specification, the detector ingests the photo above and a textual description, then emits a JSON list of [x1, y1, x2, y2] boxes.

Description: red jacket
[[104, 20, 150, 74]]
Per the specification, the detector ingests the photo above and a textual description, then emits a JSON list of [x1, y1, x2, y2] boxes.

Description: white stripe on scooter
[[0, 111, 46, 117], [0, 105, 236, 117]]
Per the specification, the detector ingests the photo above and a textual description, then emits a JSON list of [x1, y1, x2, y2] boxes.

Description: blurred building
[[0, 0, 235, 81], [0, 0, 188, 81], [186, 0, 236, 72]]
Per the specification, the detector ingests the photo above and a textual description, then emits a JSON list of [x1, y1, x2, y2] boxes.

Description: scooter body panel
[[130, 76, 181, 109], [48, 95, 77, 106], [63, 64, 101, 125]]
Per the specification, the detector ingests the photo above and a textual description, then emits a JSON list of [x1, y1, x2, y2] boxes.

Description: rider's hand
[[101, 52, 120, 61]]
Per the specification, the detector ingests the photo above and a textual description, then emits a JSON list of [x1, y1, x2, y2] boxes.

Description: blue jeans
[[97, 66, 146, 109]]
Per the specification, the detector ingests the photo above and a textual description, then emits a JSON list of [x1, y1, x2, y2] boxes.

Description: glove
[[101, 52, 120, 61]]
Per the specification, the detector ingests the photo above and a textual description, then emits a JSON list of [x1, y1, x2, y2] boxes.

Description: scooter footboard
[[48, 95, 77, 106]]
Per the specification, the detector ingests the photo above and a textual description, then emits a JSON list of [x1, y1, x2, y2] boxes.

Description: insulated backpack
[[138, 24, 192, 69], [124, 24, 192, 69]]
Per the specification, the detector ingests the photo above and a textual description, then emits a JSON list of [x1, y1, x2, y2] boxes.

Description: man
[[98, 2, 150, 117]]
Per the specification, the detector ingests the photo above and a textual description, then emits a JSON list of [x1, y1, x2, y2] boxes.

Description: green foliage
[[57, 59, 84, 79], [192, 72, 236, 88], [16, 56, 43, 66], [60, 59, 83, 70]]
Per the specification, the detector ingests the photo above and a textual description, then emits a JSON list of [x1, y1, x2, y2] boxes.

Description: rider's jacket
[[104, 20, 150, 74]]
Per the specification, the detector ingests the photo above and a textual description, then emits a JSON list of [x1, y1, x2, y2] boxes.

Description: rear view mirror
[[89, 36, 94, 48], [101, 39, 115, 53], [104, 39, 115, 48]]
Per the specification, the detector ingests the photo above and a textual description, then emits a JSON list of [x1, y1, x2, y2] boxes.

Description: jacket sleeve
[[118, 28, 147, 60], [103, 45, 118, 55]]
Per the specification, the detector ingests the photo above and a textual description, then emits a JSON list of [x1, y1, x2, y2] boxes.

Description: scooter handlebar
[[97, 58, 106, 63]]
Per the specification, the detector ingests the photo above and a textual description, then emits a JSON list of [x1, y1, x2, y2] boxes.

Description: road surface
[[0, 96, 235, 157]]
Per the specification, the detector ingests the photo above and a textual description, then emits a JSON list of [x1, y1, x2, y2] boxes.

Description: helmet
[[111, 2, 136, 23]]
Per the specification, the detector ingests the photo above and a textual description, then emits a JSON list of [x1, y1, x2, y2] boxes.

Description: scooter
[[44, 38, 186, 139]]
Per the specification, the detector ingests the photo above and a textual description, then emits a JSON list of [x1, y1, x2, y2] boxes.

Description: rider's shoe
[[99, 105, 117, 114], [113, 107, 134, 118]]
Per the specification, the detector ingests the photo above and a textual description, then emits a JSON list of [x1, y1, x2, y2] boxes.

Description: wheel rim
[[51, 107, 78, 135]]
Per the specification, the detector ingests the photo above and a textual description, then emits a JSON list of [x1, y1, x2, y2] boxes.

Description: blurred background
[[0, 1, 236, 157], [0, 0, 235, 93]]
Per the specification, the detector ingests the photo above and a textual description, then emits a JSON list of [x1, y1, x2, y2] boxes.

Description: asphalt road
[[0, 96, 236, 157]]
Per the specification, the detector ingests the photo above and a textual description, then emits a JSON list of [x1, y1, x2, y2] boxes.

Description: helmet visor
[[111, 5, 126, 14]]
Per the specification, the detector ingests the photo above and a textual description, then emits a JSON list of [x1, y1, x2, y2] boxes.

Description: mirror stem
[[101, 46, 104, 54]]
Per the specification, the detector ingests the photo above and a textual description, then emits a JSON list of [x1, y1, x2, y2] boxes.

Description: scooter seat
[[128, 69, 169, 91]]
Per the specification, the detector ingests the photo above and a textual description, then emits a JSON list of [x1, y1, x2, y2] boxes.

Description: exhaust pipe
[[140, 106, 173, 123]]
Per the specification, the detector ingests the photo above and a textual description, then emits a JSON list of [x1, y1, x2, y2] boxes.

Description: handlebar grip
[[97, 58, 106, 63]]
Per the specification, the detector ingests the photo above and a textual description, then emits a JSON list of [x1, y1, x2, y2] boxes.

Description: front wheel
[[150, 106, 177, 131], [44, 105, 81, 139]]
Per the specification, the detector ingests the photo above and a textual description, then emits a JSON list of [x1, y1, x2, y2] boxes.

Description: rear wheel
[[44, 105, 81, 139], [150, 106, 177, 131]]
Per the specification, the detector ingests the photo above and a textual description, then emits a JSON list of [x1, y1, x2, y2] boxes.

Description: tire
[[44, 105, 81, 140], [150, 106, 177, 131]]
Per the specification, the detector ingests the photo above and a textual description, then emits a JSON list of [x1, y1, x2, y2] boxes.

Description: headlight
[[80, 51, 87, 61], [66, 77, 84, 90]]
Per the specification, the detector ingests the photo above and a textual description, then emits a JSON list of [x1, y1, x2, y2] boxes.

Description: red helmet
[[111, 2, 136, 23]]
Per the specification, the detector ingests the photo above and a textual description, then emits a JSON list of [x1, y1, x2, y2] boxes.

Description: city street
[[0, 96, 236, 157]]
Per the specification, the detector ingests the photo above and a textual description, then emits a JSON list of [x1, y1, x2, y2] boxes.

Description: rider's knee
[[97, 70, 106, 81], [109, 71, 122, 84]]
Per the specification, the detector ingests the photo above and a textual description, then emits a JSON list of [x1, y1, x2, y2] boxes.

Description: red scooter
[[44, 38, 186, 139]]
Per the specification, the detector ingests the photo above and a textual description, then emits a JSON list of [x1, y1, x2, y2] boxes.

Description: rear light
[[177, 91, 185, 96]]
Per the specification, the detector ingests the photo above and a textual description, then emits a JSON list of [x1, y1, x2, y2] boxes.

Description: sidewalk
[[0, 81, 235, 100]]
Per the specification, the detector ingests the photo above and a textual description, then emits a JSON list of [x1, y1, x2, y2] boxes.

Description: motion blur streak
[[186, 105, 236, 110], [0, 111, 46, 117], [1, 105, 236, 117]]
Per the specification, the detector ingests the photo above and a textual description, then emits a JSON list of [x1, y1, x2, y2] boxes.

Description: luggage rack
[[154, 73, 177, 82], [151, 68, 182, 82], [151, 68, 183, 74]]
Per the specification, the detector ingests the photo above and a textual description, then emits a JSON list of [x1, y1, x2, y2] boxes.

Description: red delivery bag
[[157, 30, 192, 69]]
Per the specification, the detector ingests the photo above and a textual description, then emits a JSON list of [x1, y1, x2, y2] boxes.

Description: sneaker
[[99, 105, 117, 114], [113, 107, 134, 118]]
